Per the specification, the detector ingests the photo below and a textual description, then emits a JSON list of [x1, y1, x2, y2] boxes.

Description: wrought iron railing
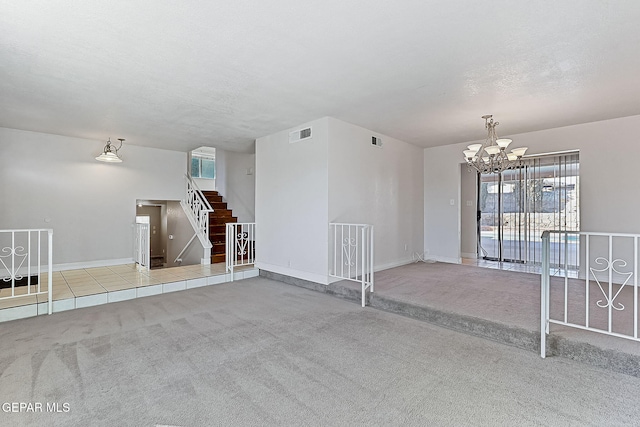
[[226, 223, 256, 279], [0, 229, 53, 314], [182, 174, 213, 249], [540, 230, 640, 358], [329, 223, 374, 307]]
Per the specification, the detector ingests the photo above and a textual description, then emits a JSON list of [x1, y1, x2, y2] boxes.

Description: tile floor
[[0, 263, 257, 321], [461, 257, 541, 274]]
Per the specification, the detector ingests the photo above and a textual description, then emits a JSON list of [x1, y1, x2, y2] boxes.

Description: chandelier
[[96, 137, 125, 163], [463, 115, 527, 174]]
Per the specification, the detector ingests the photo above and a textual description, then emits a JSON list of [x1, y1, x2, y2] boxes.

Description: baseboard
[[374, 258, 415, 272], [254, 262, 329, 285], [53, 258, 134, 272], [428, 255, 462, 264]]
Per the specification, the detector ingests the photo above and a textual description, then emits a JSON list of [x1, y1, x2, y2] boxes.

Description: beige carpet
[[2, 277, 640, 426]]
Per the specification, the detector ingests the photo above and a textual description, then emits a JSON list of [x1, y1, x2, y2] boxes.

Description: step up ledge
[[262, 270, 640, 379]]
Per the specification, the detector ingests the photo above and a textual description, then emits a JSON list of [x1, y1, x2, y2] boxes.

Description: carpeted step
[[260, 270, 640, 378]]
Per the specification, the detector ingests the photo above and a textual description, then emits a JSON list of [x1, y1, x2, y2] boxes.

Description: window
[[191, 156, 215, 179]]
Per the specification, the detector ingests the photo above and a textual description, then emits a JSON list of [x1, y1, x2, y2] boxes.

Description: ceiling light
[[463, 115, 528, 174], [96, 137, 125, 163]]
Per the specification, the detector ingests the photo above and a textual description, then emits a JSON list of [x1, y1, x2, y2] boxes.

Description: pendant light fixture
[[96, 137, 125, 163]]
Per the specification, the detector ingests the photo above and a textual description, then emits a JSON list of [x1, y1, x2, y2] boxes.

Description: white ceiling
[[2, 1, 640, 153]]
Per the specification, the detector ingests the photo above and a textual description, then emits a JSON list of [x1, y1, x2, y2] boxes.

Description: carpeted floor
[[339, 262, 640, 356], [2, 276, 640, 426]]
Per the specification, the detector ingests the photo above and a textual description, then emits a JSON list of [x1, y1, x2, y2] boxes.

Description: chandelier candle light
[[96, 137, 125, 163], [463, 115, 527, 174]]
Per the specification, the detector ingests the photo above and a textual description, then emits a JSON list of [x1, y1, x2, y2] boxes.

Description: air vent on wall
[[371, 136, 383, 148], [289, 127, 312, 143]]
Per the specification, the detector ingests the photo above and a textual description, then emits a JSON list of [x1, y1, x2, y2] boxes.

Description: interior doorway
[[136, 202, 166, 268]]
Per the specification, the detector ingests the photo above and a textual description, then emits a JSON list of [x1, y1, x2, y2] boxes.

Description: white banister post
[[540, 230, 550, 358], [361, 226, 365, 307], [369, 225, 374, 293], [48, 229, 53, 315]]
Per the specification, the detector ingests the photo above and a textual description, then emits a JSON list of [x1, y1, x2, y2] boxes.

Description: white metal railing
[[540, 230, 640, 358], [226, 223, 256, 279], [329, 223, 374, 307], [181, 174, 213, 249], [0, 229, 53, 315], [134, 223, 150, 271]]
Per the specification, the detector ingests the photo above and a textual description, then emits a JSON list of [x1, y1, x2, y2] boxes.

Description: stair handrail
[[191, 174, 213, 212], [181, 174, 213, 249]]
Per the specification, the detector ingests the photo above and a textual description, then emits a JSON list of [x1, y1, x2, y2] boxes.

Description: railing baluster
[[586, 233, 590, 328], [608, 234, 613, 334], [27, 230, 31, 295], [0, 229, 54, 315], [11, 231, 15, 297], [329, 223, 374, 307], [635, 236, 638, 339], [225, 223, 256, 281], [37, 230, 41, 294], [540, 231, 549, 358], [47, 230, 53, 315]]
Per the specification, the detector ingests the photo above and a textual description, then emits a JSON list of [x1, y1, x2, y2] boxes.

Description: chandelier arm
[[114, 139, 124, 154]]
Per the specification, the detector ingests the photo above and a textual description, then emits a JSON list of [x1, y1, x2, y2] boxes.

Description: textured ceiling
[[2, 1, 640, 153]]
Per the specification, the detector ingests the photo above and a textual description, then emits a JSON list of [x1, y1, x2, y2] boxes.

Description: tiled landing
[[0, 263, 258, 322]]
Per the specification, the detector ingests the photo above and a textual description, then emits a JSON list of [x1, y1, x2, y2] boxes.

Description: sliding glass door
[[478, 153, 579, 266]]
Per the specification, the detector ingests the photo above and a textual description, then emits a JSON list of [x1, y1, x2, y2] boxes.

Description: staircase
[[201, 191, 237, 264]]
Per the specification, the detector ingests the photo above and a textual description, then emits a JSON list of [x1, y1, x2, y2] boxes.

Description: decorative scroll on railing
[[0, 229, 53, 315], [329, 223, 374, 307], [540, 230, 640, 358], [183, 174, 213, 249], [134, 223, 150, 271], [226, 223, 256, 280]]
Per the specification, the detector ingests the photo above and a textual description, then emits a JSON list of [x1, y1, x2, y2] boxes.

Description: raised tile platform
[[0, 263, 258, 322]]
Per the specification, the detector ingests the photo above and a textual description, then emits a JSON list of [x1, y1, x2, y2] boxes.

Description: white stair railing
[[179, 174, 213, 263], [329, 223, 374, 307], [0, 229, 53, 315], [226, 223, 256, 280], [540, 230, 640, 358], [134, 223, 150, 271]]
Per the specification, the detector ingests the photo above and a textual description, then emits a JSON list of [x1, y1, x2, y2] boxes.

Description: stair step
[[209, 233, 225, 243], [205, 195, 223, 203], [210, 209, 233, 217], [211, 253, 226, 263], [210, 216, 237, 225], [211, 202, 227, 210], [209, 224, 227, 238]]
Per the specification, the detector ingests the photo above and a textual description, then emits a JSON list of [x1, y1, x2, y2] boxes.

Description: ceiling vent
[[289, 127, 312, 143], [371, 136, 383, 148]]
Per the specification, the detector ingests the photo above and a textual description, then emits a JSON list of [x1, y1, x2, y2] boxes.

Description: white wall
[[255, 117, 329, 284], [460, 164, 477, 258], [0, 127, 186, 268], [424, 115, 640, 263], [166, 201, 203, 267], [255, 116, 424, 284], [327, 117, 424, 270], [215, 149, 255, 222]]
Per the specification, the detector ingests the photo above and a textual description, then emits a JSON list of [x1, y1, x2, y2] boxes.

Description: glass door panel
[[477, 153, 579, 267]]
